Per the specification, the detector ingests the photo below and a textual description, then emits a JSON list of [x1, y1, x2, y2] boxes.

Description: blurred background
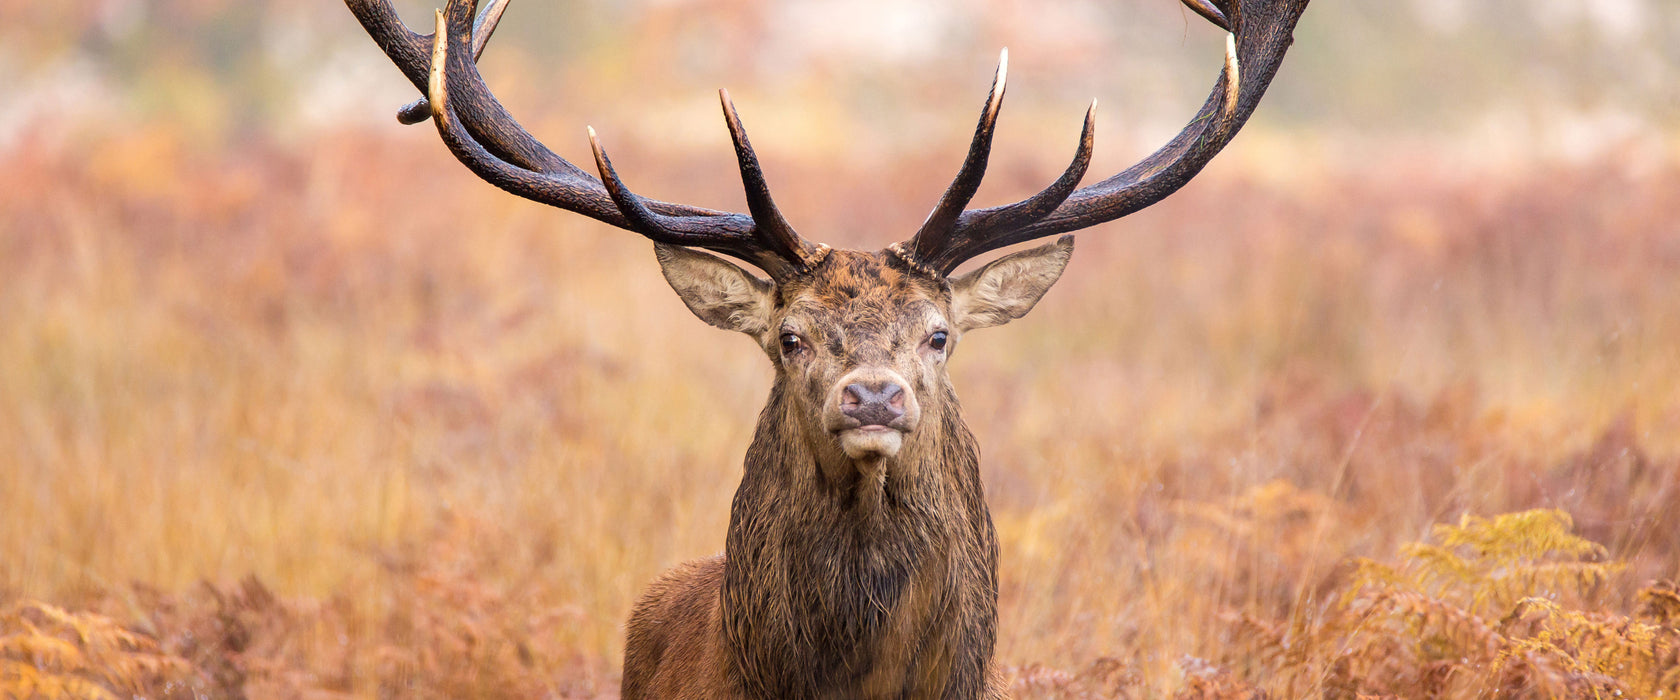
[[2, 1, 1678, 697], [6, 1, 1677, 161]]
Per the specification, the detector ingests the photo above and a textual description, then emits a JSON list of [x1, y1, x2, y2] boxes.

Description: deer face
[[656, 237, 1073, 465]]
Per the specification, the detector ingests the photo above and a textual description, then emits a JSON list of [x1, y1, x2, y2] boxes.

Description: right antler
[[345, 0, 829, 280], [893, 0, 1311, 276]]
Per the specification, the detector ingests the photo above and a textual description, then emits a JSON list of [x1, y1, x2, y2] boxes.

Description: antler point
[[426, 10, 449, 122], [719, 89, 741, 124], [1222, 33, 1240, 120], [994, 50, 1009, 101]]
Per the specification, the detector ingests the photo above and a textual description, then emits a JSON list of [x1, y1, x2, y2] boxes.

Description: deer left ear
[[949, 235, 1074, 332], [655, 244, 775, 337]]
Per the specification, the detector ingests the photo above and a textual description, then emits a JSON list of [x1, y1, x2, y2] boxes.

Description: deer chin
[[838, 426, 905, 461]]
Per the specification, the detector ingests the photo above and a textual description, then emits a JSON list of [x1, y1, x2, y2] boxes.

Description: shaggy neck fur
[[721, 380, 999, 699]]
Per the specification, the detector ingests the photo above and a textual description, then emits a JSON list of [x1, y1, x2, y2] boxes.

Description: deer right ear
[[948, 235, 1074, 332], [654, 244, 775, 337]]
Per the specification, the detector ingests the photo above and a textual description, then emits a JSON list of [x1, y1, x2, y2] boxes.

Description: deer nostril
[[881, 383, 904, 408], [840, 382, 906, 427]]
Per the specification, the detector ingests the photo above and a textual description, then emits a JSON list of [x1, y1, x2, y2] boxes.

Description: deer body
[[624, 248, 1059, 699], [623, 395, 997, 699], [346, 0, 1310, 696]]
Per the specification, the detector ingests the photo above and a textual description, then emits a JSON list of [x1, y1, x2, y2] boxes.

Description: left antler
[[346, 0, 828, 280]]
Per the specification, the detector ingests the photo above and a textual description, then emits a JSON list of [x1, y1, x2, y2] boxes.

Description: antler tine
[[906, 49, 1009, 264], [351, 0, 820, 279], [416, 2, 625, 222], [425, 10, 747, 242], [1182, 0, 1232, 31], [586, 128, 701, 243], [349, 0, 589, 178], [891, 0, 1309, 275], [397, 0, 510, 125], [586, 125, 810, 279], [908, 102, 1097, 274], [350, 0, 708, 218], [720, 90, 826, 270]]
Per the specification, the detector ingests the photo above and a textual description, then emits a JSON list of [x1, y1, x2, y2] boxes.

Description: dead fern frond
[[1378, 510, 1622, 616], [1638, 581, 1680, 626], [0, 659, 124, 700], [1492, 595, 1677, 695], [1432, 510, 1608, 565], [0, 631, 85, 670], [1245, 509, 1680, 698], [0, 599, 208, 699], [1393, 543, 1479, 601], [1176, 656, 1269, 700]]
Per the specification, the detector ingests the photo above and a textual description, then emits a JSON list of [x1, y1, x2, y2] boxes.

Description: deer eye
[[779, 333, 804, 355], [928, 331, 948, 351]]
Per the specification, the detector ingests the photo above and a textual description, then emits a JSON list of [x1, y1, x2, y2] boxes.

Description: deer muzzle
[[826, 369, 920, 460]]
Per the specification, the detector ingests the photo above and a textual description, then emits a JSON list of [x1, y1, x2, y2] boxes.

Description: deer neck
[[723, 381, 996, 696]]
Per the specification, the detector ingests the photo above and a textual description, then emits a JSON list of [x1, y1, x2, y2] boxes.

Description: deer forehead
[[778, 252, 950, 339]]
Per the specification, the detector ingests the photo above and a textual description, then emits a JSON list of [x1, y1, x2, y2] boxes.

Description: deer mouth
[[827, 409, 917, 460], [836, 425, 907, 460]]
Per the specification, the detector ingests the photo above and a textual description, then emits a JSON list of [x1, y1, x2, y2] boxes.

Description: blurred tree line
[[1, 0, 1674, 150]]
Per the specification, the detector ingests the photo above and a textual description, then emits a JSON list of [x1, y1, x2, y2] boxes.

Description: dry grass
[[1, 118, 1678, 697]]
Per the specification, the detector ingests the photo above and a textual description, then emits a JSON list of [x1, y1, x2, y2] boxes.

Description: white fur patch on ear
[[654, 244, 775, 337], [949, 236, 1074, 332]]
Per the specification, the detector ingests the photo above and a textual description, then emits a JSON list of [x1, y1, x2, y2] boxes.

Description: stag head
[[657, 239, 1070, 469]]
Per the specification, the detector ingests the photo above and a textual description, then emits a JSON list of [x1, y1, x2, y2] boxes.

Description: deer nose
[[840, 381, 905, 428]]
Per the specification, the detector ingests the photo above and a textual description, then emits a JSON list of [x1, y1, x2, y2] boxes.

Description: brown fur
[[621, 556, 730, 698], [625, 243, 1071, 699]]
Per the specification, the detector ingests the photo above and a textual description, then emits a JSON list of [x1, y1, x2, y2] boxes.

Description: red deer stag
[[346, 0, 1310, 696]]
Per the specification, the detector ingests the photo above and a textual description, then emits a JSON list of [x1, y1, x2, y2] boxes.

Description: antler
[[346, 0, 827, 280], [395, 0, 509, 125], [894, 0, 1310, 276]]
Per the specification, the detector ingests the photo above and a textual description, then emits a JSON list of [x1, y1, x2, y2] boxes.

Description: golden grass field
[[3, 122, 1678, 697], [4, 2, 1680, 697]]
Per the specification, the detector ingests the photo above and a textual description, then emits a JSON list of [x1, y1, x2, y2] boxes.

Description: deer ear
[[655, 244, 775, 337], [949, 235, 1073, 332]]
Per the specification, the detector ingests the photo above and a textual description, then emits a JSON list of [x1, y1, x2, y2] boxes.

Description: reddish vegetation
[[1, 126, 1677, 696]]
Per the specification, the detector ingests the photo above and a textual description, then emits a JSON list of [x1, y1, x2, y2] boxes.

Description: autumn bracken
[[2, 120, 1678, 697]]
